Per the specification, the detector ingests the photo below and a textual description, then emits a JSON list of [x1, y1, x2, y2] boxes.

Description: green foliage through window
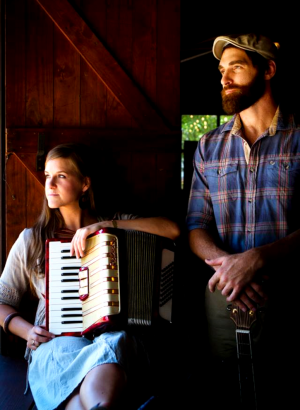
[[181, 114, 233, 188], [182, 114, 232, 148]]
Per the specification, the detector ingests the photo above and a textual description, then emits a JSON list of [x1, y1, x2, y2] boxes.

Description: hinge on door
[[36, 133, 45, 171]]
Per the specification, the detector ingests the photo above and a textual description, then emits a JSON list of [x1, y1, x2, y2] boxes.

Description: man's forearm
[[188, 228, 228, 262]]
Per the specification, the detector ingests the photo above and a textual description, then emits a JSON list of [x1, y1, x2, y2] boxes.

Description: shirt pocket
[[264, 159, 300, 189], [204, 163, 239, 203]]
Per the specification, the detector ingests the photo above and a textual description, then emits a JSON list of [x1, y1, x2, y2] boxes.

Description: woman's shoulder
[[11, 228, 34, 248], [20, 227, 35, 241]]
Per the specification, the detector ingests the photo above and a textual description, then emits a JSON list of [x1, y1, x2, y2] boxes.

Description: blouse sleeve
[[0, 229, 33, 308], [113, 212, 140, 220]]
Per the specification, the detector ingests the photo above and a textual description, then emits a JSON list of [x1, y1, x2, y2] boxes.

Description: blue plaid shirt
[[186, 107, 300, 253]]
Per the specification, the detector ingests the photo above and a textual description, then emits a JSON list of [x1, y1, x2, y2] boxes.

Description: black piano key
[[61, 249, 70, 253], [61, 279, 79, 282], [61, 256, 77, 259], [61, 272, 79, 276], [61, 297, 78, 300], [61, 290, 78, 293], [61, 267, 80, 270], [61, 307, 82, 311], [61, 314, 82, 318], [61, 320, 83, 324]]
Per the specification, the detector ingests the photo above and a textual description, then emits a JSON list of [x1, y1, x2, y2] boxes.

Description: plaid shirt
[[186, 107, 300, 253]]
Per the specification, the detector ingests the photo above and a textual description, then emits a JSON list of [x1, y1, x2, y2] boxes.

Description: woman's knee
[[80, 363, 127, 409]]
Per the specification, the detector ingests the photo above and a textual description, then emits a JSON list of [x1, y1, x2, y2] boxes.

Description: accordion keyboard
[[47, 241, 82, 334]]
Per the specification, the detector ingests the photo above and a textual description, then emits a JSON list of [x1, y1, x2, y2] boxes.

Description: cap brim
[[212, 36, 253, 60], [212, 37, 230, 60]]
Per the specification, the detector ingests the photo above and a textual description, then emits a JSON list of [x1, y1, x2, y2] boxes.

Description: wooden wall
[[4, 0, 181, 257]]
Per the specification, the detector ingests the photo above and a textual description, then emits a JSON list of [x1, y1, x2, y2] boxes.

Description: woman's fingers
[[27, 326, 55, 350]]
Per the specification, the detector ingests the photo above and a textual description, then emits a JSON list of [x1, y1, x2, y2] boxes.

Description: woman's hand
[[27, 325, 55, 351], [71, 221, 111, 258]]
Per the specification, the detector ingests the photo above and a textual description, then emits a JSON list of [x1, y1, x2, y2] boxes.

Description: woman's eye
[[58, 174, 66, 178]]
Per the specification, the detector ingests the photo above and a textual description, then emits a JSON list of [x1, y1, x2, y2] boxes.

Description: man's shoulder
[[278, 108, 300, 130], [198, 119, 234, 149], [201, 117, 235, 141]]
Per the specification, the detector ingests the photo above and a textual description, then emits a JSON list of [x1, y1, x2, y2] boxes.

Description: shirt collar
[[229, 105, 280, 137]]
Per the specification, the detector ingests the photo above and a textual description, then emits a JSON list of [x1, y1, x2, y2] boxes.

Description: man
[[186, 33, 300, 408]]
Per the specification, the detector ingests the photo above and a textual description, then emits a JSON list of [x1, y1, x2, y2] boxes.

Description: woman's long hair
[[28, 143, 97, 281]]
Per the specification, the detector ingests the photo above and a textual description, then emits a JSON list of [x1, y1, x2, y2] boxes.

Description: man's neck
[[239, 96, 278, 146]]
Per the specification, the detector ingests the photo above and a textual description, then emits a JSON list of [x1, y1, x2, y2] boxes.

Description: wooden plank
[[157, 0, 180, 128], [79, 0, 107, 127], [6, 128, 180, 153], [35, 0, 170, 131], [5, 0, 26, 127], [53, 25, 80, 126], [6, 128, 180, 193], [106, 0, 133, 127], [5, 154, 27, 256], [25, 155, 45, 226], [5, 154, 43, 254], [132, 0, 157, 105], [26, 0, 54, 126]]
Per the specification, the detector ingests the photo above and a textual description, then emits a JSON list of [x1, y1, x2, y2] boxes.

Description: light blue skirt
[[29, 330, 142, 410]]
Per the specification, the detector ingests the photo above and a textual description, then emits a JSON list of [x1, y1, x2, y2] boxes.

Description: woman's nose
[[47, 177, 56, 188]]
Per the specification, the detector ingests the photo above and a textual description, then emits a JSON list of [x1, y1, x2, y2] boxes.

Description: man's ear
[[265, 60, 276, 80], [82, 177, 91, 193]]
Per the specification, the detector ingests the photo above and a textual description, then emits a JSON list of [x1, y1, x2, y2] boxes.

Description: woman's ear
[[265, 60, 276, 80], [82, 177, 91, 193]]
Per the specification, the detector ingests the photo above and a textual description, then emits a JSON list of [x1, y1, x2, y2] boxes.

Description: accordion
[[45, 228, 175, 336]]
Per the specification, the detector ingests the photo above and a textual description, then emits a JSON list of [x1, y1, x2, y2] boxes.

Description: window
[[181, 114, 232, 190]]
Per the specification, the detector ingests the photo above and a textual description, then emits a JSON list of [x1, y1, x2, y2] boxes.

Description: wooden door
[[4, 0, 181, 257]]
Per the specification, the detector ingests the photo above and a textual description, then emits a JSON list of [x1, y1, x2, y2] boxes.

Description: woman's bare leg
[[65, 386, 85, 410], [79, 363, 127, 409]]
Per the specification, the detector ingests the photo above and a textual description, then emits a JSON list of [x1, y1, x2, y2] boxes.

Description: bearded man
[[186, 33, 300, 409]]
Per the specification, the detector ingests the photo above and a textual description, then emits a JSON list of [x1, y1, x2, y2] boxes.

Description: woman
[[0, 143, 180, 410]]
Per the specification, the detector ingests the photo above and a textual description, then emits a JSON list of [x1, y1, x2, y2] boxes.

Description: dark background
[[180, 3, 299, 115]]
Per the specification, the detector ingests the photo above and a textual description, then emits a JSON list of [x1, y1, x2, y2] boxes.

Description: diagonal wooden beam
[[35, 0, 170, 132]]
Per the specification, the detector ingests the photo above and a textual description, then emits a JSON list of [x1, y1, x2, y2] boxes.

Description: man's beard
[[221, 72, 266, 115]]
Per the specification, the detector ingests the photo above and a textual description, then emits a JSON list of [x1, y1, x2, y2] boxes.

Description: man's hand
[[205, 249, 268, 311]]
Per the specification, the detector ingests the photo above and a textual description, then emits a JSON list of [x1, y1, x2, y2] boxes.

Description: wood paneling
[[53, 26, 81, 126], [4, 0, 181, 257], [5, 153, 44, 255], [5, 154, 27, 254], [26, 0, 54, 126], [35, 0, 170, 131], [5, 0, 26, 127]]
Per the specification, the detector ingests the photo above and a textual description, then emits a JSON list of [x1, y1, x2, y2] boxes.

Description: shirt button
[[250, 167, 255, 172], [269, 160, 275, 165], [248, 199, 252, 203], [217, 169, 221, 175], [284, 163, 290, 169]]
